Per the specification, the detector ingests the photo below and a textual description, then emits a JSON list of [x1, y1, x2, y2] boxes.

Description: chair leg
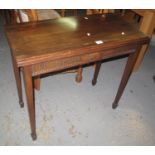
[[34, 76, 41, 91], [75, 67, 83, 83]]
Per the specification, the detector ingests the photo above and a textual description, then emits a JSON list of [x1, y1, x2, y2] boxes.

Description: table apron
[[31, 45, 138, 76]]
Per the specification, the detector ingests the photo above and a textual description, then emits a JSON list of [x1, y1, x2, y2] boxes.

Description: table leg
[[112, 50, 140, 109], [12, 58, 24, 108], [153, 75, 155, 82], [92, 62, 102, 86], [23, 66, 37, 140]]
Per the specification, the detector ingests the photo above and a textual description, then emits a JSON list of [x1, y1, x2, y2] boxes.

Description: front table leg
[[12, 58, 24, 108], [112, 51, 140, 109], [23, 66, 37, 140]]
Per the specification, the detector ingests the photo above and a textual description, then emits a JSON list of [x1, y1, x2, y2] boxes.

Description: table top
[[5, 14, 149, 67]]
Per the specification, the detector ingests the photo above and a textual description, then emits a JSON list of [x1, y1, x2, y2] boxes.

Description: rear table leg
[[92, 62, 102, 86]]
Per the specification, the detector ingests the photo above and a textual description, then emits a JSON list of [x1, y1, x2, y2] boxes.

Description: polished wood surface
[[10, 9, 83, 91], [6, 14, 148, 67], [5, 14, 149, 140]]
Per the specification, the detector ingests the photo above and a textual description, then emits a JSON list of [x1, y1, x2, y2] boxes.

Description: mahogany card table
[[5, 14, 149, 140]]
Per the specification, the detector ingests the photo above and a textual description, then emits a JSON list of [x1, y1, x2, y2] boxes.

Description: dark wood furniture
[[5, 14, 149, 140]]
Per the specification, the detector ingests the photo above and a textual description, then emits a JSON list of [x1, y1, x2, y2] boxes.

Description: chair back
[[15, 9, 38, 23]]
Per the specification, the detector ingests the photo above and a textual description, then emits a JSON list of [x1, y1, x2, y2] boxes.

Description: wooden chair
[[117, 9, 155, 71], [11, 9, 83, 90], [59, 9, 78, 17], [86, 9, 114, 15], [0, 10, 14, 24]]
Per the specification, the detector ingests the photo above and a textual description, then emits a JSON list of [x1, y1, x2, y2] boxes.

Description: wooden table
[[5, 14, 149, 140]]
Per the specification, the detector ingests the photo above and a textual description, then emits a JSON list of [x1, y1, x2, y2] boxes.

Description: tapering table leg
[[112, 49, 140, 109], [23, 66, 37, 140], [12, 57, 24, 108], [92, 62, 102, 86], [153, 75, 155, 82]]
